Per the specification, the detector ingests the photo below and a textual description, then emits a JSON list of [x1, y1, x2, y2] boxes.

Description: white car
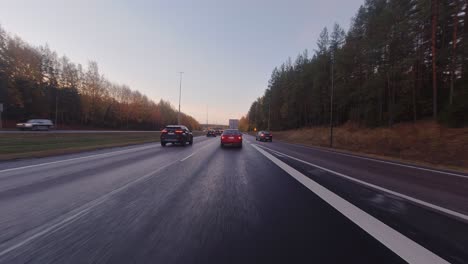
[[16, 119, 54, 131]]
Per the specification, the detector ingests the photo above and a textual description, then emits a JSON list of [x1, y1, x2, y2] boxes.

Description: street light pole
[[0, 103, 3, 129], [267, 92, 271, 131], [55, 93, 58, 129], [178, 72, 184, 125], [329, 55, 334, 148]]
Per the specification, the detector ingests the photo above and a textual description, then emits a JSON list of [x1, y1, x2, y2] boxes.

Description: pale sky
[[0, 0, 363, 125]]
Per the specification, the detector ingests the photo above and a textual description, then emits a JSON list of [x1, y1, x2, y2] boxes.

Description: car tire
[[220, 143, 224, 148], [239, 144, 243, 148], [161, 141, 166, 147], [181, 140, 186, 147], [189, 138, 193, 145]]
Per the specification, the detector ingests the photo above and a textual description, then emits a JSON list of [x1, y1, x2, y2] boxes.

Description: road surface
[[0, 135, 467, 263]]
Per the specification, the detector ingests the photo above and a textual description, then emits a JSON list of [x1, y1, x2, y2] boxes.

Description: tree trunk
[[450, 0, 459, 105], [387, 71, 393, 126], [412, 62, 417, 122], [431, 0, 438, 119]]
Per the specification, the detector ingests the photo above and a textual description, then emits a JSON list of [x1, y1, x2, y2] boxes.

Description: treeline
[[0, 25, 200, 130], [246, 0, 468, 131]]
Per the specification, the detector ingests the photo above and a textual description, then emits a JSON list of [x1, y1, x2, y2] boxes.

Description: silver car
[[16, 119, 54, 131]]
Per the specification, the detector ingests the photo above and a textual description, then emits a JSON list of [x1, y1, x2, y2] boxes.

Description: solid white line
[[0, 144, 158, 174], [256, 144, 468, 222], [0, 161, 177, 258], [252, 144, 449, 264], [272, 140, 468, 179]]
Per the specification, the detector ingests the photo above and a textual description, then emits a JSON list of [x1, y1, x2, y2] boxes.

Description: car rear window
[[223, 130, 240, 135], [165, 126, 182, 131]]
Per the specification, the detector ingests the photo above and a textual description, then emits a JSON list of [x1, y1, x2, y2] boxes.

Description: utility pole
[[0, 103, 3, 129], [55, 93, 58, 129], [329, 55, 334, 148], [267, 92, 271, 131], [178, 72, 184, 125]]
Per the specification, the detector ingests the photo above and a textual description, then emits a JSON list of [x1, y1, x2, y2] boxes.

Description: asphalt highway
[[0, 135, 466, 264]]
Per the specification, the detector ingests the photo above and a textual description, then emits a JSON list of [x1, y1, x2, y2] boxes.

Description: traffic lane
[[248, 135, 468, 215], [0, 140, 405, 263], [0, 135, 209, 171], [0, 137, 217, 246], [261, 148, 468, 264], [0, 136, 211, 193]]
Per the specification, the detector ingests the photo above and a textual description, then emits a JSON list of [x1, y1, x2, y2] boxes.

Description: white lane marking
[[0, 136, 207, 174], [273, 152, 285, 158], [256, 144, 468, 222], [0, 161, 178, 258], [180, 141, 217, 162], [180, 153, 195, 162], [252, 144, 449, 264], [0, 145, 157, 174], [268, 139, 468, 179]]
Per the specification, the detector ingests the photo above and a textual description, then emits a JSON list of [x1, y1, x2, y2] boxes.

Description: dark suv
[[161, 125, 193, 146], [206, 130, 216, 137]]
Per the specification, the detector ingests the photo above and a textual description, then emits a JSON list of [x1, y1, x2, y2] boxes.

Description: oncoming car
[[160, 125, 193, 147], [220, 129, 242, 148], [16, 119, 54, 131]]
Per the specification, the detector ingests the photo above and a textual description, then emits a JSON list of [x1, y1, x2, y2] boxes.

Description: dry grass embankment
[[270, 121, 468, 171]]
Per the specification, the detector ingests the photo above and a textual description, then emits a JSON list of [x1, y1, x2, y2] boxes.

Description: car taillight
[[261, 133, 264, 137], [175, 130, 183, 134], [221, 136, 226, 140], [238, 136, 242, 140], [162, 129, 168, 134]]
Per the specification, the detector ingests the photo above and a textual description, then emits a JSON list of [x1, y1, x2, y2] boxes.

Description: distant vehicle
[[16, 119, 54, 131], [160, 125, 193, 147], [256, 131, 272, 142], [229, 119, 239, 129], [206, 130, 216, 137], [220, 129, 242, 148], [214, 128, 223, 136]]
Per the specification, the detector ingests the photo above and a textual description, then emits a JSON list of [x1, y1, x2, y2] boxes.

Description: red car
[[220, 129, 243, 148]]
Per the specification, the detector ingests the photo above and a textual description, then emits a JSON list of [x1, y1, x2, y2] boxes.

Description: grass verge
[[258, 121, 468, 173], [0, 131, 204, 160]]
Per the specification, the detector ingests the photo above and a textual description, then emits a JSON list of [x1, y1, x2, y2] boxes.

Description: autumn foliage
[[0, 25, 200, 130]]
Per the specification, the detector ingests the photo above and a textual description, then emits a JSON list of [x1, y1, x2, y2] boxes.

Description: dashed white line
[[255, 144, 468, 222], [252, 144, 450, 264], [180, 153, 195, 162], [180, 141, 217, 162]]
